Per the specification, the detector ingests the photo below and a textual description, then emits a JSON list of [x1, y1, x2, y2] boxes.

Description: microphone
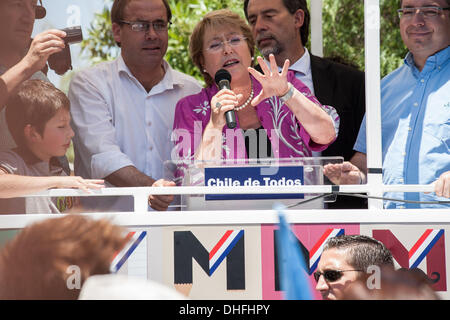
[[214, 69, 236, 129]]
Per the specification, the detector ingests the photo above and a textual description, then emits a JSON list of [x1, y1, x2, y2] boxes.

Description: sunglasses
[[313, 269, 363, 282]]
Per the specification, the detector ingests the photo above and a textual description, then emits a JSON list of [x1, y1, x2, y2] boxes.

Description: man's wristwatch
[[278, 82, 294, 104]]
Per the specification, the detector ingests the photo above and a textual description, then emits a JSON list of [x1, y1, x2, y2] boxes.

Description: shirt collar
[[288, 47, 311, 76], [264, 48, 310, 75], [117, 54, 185, 91], [404, 46, 450, 73], [13, 146, 63, 174], [14, 146, 42, 165], [158, 60, 186, 89]]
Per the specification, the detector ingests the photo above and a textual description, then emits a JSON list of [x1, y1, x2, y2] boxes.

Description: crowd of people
[[0, 0, 448, 299], [0, 0, 448, 214]]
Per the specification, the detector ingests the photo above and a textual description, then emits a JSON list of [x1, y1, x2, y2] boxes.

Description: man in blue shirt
[[324, 0, 449, 208]]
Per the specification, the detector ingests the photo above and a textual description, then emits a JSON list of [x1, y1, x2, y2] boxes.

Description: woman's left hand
[[248, 54, 290, 106]]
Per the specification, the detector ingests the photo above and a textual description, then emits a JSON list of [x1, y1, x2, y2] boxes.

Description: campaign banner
[[117, 223, 450, 300], [3, 222, 448, 300], [204, 166, 304, 201]]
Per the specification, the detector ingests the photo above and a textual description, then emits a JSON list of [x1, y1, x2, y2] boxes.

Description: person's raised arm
[[0, 29, 66, 108]]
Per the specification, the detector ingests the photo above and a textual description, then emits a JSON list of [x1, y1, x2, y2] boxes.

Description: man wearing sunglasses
[[315, 235, 394, 300], [324, 0, 450, 208], [68, 0, 202, 212]]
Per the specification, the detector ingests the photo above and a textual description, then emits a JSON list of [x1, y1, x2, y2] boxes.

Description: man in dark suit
[[244, 0, 366, 209]]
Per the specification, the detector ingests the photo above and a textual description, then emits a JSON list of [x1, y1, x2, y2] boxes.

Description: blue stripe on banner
[[411, 230, 444, 269], [209, 230, 244, 276], [336, 229, 345, 237], [309, 259, 319, 275], [113, 231, 147, 273]]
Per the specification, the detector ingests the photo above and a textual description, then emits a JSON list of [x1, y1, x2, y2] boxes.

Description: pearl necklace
[[234, 85, 254, 111]]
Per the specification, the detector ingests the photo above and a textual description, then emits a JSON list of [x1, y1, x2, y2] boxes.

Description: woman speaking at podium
[[173, 9, 338, 162]]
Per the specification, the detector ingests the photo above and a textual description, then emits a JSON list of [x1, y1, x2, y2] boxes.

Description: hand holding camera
[[23, 29, 67, 77], [48, 26, 83, 75]]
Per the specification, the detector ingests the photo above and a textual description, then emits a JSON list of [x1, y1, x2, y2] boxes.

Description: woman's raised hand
[[248, 54, 290, 106]]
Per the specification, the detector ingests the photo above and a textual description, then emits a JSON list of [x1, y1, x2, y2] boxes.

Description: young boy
[[0, 79, 104, 214]]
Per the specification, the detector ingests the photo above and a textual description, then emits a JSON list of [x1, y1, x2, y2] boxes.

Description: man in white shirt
[[68, 0, 202, 211]]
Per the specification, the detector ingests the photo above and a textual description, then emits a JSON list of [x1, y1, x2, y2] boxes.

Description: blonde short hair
[[189, 9, 255, 87]]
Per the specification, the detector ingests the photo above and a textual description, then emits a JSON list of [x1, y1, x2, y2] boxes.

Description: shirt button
[[420, 79, 425, 83], [413, 102, 419, 107], [148, 121, 152, 126], [149, 146, 153, 151], [399, 178, 404, 183], [408, 127, 412, 131]]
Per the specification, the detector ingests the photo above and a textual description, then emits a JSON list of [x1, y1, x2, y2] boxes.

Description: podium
[[165, 157, 343, 211]]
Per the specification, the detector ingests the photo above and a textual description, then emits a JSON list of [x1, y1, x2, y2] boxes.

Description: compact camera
[[60, 26, 83, 45]]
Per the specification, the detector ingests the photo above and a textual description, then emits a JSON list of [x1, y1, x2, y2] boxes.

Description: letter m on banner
[[273, 228, 344, 291], [373, 229, 446, 291], [174, 230, 245, 290]]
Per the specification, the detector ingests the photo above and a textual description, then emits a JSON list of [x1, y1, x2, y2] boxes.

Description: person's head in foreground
[[0, 215, 128, 299], [342, 266, 440, 300], [315, 234, 394, 300]]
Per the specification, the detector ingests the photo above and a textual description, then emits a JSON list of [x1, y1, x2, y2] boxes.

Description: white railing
[[0, 183, 448, 230], [18, 183, 437, 212]]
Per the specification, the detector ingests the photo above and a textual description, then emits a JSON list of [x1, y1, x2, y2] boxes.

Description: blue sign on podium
[[204, 166, 304, 201]]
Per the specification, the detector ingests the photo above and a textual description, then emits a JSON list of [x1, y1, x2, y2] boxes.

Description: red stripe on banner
[[409, 229, 432, 258], [309, 229, 334, 258], [209, 230, 233, 260]]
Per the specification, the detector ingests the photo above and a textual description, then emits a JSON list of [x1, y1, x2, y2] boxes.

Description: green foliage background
[[81, 0, 408, 82], [321, 0, 407, 77]]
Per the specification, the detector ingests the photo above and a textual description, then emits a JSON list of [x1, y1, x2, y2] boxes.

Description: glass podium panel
[[164, 157, 343, 211]]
